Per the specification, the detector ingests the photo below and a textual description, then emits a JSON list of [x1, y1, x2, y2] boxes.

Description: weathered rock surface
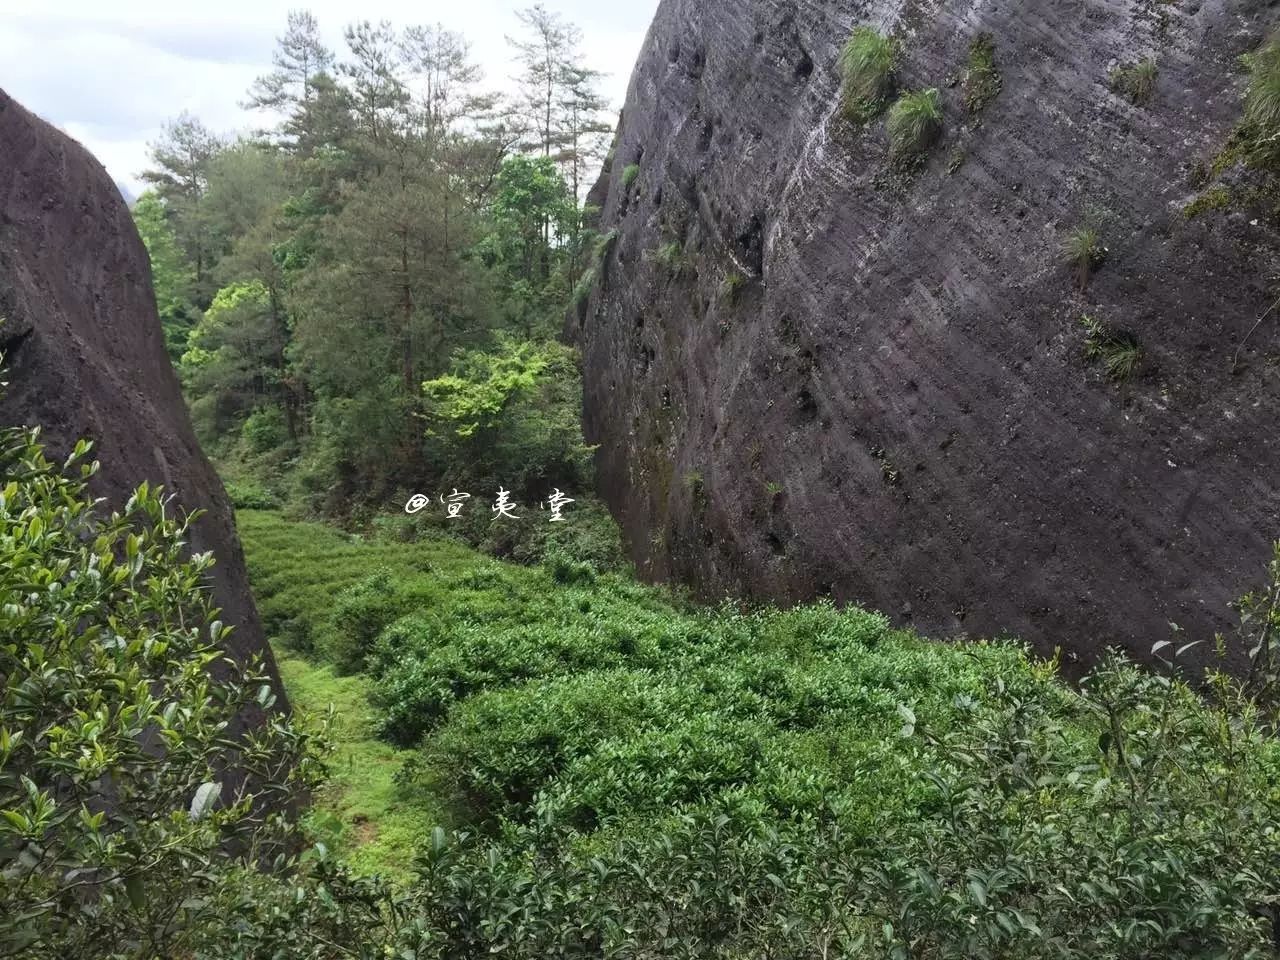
[[573, 0, 1280, 670], [0, 88, 285, 703]]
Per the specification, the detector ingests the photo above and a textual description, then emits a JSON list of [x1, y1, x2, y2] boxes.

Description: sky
[[0, 0, 659, 197]]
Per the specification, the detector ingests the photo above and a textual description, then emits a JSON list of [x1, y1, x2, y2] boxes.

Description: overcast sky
[[0, 0, 659, 196]]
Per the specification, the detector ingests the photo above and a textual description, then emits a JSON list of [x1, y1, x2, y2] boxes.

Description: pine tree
[[340, 20, 409, 155], [141, 113, 223, 303], [246, 9, 335, 112]]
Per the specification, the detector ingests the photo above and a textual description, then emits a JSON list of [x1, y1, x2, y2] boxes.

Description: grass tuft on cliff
[[887, 88, 943, 160], [1110, 58, 1158, 105], [839, 26, 899, 122], [1245, 34, 1280, 166], [1082, 314, 1142, 382], [1062, 224, 1106, 288], [964, 33, 1002, 114]]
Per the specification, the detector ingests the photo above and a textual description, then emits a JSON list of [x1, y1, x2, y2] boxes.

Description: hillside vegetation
[[239, 508, 1280, 958], [241, 509, 1049, 861], [8, 3, 1280, 957], [5, 393, 1280, 957], [131, 8, 615, 550]]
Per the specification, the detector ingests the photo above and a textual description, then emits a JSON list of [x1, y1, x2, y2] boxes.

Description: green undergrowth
[[241, 509, 1064, 868], [238, 509, 1280, 953], [275, 651, 435, 880]]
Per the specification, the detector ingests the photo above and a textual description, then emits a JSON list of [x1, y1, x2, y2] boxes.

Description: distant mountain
[[115, 180, 136, 207]]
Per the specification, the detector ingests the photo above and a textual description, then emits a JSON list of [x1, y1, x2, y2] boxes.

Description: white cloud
[[0, 0, 658, 193]]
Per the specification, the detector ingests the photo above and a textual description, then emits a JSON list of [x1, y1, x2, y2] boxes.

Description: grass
[[1081, 314, 1143, 382], [1110, 58, 1158, 105], [277, 650, 437, 881], [647, 240, 687, 275], [572, 267, 597, 307], [1241, 33, 1280, 170], [887, 88, 943, 161], [596, 228, 619, 262], [964, 34, 1001, 114], [839, 26, 899, 122], [721, 271, 746, 302], [1245, 35, 1280, 134], [1184, 185, 1232, 219], [1062, 224, 1106, 288], [621, 164, 641, 190]]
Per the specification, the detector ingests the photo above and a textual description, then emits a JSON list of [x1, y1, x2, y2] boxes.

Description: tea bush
[[238, 504, 1280, 957], [7, 431, 1280, 956], [0, 426, 325, 958]]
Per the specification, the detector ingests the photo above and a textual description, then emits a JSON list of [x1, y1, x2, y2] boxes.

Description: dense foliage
[[5, 411, 1280, 956], [135, 8, 611, 530], [0, 425, 325, 957], [240, 509, 1280, 958]]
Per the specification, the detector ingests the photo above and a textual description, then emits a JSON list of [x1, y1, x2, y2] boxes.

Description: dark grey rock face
[[0, 88, 285, 706], [572, 0, 1280, 670]]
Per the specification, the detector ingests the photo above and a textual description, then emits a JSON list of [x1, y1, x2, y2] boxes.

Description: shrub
[[405, 643, 1280, 958], [840, 26, 899, 122], [427, 670, 718, 821], [223, 476, 281, 509], [1110, 58, 1158, 105], [887, 88, 944, 160], [323, 570, 425, 673], [421, 338, 595, 501], [546, 550, 597, 586], [236, 498, 1280, 957], [572, 267, 596, 307], [964, 33, 1002, 114], [1245, 34, 1280, 159], [621, 164, 641, 189], [855, 653, 1280, 958], [241, 405, 288, 453], [1081, 314, 1142, 381], [0, 425, 323, 957], [1062, 224, 1106, 287]]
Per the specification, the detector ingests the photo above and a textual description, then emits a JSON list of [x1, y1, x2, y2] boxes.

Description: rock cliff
[[573, 0, 1280, 669], [0, 89, 285, 704]]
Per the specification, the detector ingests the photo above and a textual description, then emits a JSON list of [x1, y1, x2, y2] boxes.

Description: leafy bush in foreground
[[0, 425, 324, 958]]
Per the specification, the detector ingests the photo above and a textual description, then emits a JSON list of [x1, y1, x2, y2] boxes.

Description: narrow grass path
[[274, 649, 437, 880]]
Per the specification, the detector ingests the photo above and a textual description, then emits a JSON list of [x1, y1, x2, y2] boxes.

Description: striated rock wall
[[572, 0, 1280, 670], [0, 88, 285, 706]]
